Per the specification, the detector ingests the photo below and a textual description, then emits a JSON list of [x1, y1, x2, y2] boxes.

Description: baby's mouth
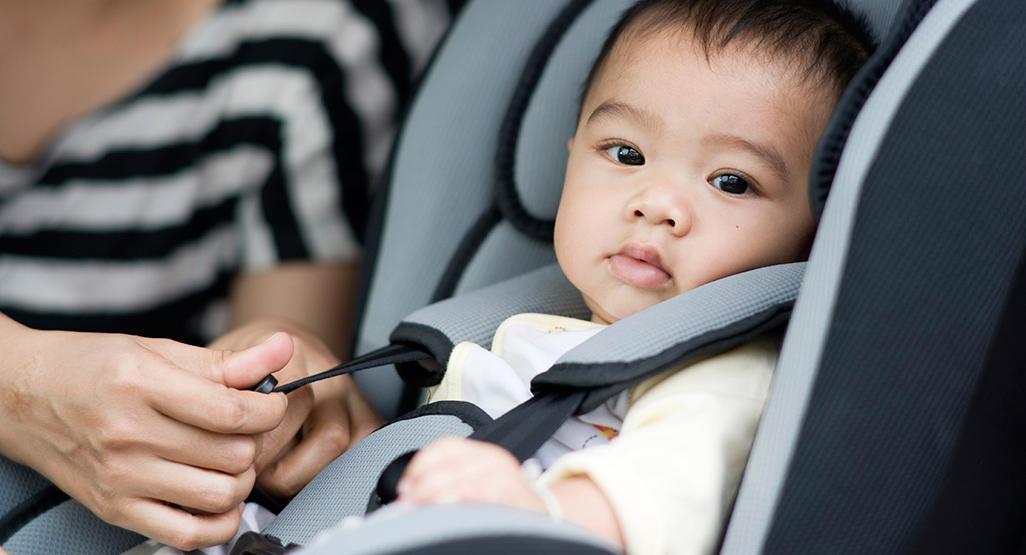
[[608, 244, 671, 289]]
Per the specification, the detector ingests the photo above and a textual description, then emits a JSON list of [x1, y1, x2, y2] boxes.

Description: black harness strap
[[251, 343, 432, 395], [469, 389, 586, 462], [373, 389, 586, 506]]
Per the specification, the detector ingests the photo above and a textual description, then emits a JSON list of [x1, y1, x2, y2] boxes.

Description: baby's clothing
[[428, 313, 622, 466], [428, 313, 779, 555]]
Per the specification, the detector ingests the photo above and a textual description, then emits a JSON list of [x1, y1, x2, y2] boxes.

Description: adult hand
[[209, 319, 383, 500], [0, 317, 291, 551]]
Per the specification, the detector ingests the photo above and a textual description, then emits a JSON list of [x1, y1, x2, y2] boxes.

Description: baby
[[395, 1, 873, 553]]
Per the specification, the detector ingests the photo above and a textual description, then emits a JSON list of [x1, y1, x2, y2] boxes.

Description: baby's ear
[[566, 137, 575, 153]]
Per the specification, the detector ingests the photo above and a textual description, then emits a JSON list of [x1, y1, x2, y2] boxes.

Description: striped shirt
[[0, 0, 454, 345]]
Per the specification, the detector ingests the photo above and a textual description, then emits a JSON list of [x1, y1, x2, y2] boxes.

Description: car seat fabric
[[4, 502, 142, 555], [254, 0, 923, 549], [352, 0, 586, 420], [723, 0, 1026, 553], [353, 0, 903, 421], [0, 458, 143, 554], [297, 505, 616, 555], [0, 0, 953, 552], [389, 264, 589, 381], [258, 261, 803, 549], [263, 403, 489, 545], [533, 264, 803, 412], [0, 461, 50, 519]]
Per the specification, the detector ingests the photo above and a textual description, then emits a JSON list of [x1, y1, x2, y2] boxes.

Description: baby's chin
[[585, 297, 661, 325]]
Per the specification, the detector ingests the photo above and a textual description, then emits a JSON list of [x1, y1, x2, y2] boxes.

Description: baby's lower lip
[[608, 254, 671, 289]]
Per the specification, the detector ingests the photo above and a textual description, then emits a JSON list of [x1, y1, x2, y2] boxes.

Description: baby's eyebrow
[[586, 100, 663, 131], [704, 133, 791, 184]]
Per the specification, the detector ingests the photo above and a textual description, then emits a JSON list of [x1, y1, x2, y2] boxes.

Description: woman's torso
[[0, 0, 450, 344]]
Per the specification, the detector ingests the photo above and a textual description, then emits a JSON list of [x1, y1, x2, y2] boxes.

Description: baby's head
[[554, 0, 873, 324]]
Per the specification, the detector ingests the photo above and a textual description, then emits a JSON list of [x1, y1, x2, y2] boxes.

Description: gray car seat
[[266, 0, 1026, 552], [5, 0, 1026, 553]]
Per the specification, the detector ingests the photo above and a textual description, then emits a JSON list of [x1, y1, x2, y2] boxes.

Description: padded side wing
[[725, 0, 1026, 552]]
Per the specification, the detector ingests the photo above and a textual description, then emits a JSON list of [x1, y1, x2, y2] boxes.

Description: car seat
[[3, 0, 1025, 553]]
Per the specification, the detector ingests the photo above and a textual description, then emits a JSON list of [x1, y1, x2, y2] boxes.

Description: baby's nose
[[631, 199, 691, 236]]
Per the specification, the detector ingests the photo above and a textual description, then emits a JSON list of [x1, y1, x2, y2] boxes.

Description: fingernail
[[262, 332, 283, 345]]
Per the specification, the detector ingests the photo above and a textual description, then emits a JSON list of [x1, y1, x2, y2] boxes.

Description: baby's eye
[[710, 173, 751, 195], [604, 145, 645, 166]]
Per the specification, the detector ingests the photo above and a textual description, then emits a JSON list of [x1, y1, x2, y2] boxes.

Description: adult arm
[[0, 312, 291, 550]]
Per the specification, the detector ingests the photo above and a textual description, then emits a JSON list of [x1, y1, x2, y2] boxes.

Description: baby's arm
[[400, 338, 777, 554], [397, 437, 624, 548]]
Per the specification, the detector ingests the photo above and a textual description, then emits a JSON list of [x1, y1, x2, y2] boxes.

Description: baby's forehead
[[584, 22, 837, 110]]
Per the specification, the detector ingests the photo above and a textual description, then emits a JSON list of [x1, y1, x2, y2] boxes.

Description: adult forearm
[[0, 313, 44, 463]]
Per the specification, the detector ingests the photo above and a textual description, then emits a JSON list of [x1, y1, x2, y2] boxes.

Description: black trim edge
[[350, 7, 467, 356], [493, 0, 593, 242], [389, 322, 457, 387], [809, 0, 937, 221], [391, 400, 493, 432], [430, 205, 503, 302]]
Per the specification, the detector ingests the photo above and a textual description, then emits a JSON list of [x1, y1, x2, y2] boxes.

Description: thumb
[[217, 332, 294, 389]]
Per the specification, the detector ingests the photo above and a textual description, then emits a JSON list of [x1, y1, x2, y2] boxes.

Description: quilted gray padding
[[453, 221, 558, 296], [0, 457, 50, 517], [551, 263, 803, 369], [513, 0, 632, 221], [398, 264, 590, 359], [5, 500, 142, 555], [722, 0, 980, 551], [354, 0, 574, 419], [263, 414, 475, 545], [843, 0, 904, 40], [297, 504, 616, 555]]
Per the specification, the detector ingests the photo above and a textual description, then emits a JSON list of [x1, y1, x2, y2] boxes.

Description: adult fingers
[[120, 499, 243, 552], [145, 332, 293, 389], [147, 367, 287, 434], [146, 421, 259, 475], [252, 387, 314, 475], [127, 459, 256, 515], [217, 332, 294, 389], [257, 401, 351, 499]]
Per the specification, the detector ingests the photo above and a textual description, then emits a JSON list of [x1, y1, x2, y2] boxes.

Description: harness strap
[[251, 343, 432, 395], [469, 389, 586, 461], [374, 390, 585, 505]]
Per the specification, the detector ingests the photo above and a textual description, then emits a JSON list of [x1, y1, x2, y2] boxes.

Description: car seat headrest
[[497, 0, 904, 238]]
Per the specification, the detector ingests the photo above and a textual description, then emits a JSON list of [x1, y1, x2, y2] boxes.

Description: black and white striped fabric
[[0, 0, 455, 346]]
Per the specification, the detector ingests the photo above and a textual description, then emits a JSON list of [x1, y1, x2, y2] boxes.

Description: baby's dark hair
[[580, 0, 876, 110]]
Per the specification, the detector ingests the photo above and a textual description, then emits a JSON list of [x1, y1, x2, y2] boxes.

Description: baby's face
[[554, 31, 836, 324]]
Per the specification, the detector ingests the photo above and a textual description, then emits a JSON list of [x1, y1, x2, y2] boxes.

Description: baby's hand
[[396, 438, 546, 514]]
